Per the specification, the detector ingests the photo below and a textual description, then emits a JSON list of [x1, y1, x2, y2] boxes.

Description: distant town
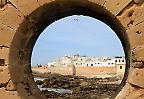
[[47, 54, 125, 68], [33, 54, 126, 79]]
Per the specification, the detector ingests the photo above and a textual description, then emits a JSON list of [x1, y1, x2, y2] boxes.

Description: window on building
[[119, 60, 121, 62], [0, 59, 5, 66], [115, 60, 117, 62], [98, 63, 100, 64], [111, 63, 114, 65], [122, 60, 124, 62], [87, 64, 88, 66], [91, 64, 93, 66], [120, 66, 122, 69]]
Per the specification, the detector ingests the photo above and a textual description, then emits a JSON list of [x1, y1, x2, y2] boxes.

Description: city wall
[[32, 66, 118, 78]]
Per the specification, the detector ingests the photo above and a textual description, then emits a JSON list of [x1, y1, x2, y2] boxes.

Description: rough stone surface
[[9, 0, 40, 16], [134, 0, 144, 4], [133, 61, 144, 68], [118, 4, 144, 29], [0, 23, 15, 46], [104, 0, 132, 15], [0, 4, 24, 30], [0, 67, 10, 85], [127, 22, 144, 49], [132, 46, 144, 61], [5, 80, 16, 91], [118, 4, 144, 49], [0, 0, 144, 99], [0, 88, 20, 99], [128, 68, 144, 88], [115, 83, 144, 99], [0, 0, 7, 5]]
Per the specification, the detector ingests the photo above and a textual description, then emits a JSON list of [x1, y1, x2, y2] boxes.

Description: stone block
[[121, 4, 144, 49], [126, 22, 144, 48], [9, 0, 40, 16], [133, 61, 144, 68], [117, 4, 144, 29], [132, 46, 144, 61], [0, 24, 15, 47], [132, 4, 144, 25], [0, 88, 20, 99], [115, 83, 144, 99], [134, 0, 144, 4], [128, 68, 144, 88], [104, 0, 132, 15], [0, 4, 24, 30], [115, 83, 135, 99], [38, 0, 106, 7], [5, 80, 16, 91], [0, 67, 10, 86], [125, 88, 144, 99]]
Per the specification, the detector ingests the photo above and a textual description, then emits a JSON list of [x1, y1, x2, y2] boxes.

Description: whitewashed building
[[47, 55, 126, 78], [47, 55, 125, 68]]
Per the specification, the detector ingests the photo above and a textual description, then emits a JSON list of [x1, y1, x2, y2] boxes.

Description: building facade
[[47, 55, 126, 78], [48, 55, 125, 67]]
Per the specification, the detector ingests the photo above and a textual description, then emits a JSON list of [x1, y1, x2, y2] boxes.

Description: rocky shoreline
[[33, 72, 120, 99]]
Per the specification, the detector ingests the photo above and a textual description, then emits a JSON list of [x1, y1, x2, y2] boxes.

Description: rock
[[72, 87, 81, 93], [35, 80, 43, 85], [69, 81, 79, 87], [128, 68, 144, 88], [80, 81, 89, 87], [79, 81, 90, 90], [63, 83, 70, 89], [39, 73, 119, 98], [5, 80, 16, 91]]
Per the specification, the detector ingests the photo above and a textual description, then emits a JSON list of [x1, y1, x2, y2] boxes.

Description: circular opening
[[32, 15, 126, 99], [9, 1, 130, 99]]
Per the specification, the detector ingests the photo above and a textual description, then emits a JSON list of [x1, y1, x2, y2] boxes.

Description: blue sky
[[31, 15, 124, 66]]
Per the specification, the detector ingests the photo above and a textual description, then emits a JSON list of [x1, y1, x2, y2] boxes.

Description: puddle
[[35, 78, 73, 94]]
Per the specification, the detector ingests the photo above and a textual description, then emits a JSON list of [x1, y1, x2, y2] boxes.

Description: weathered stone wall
[[32, 66, 118, 78], [0, 0, 144, 99]]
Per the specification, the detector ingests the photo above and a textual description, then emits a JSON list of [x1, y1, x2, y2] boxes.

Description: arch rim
[[9, 1, 131, 99]]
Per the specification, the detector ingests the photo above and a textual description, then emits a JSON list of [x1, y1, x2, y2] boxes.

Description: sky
[[31, 15, 124, 66]]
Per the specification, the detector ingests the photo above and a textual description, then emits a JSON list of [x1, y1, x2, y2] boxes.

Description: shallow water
[[34, 77, 46, 81], [35, 77, 73, 94]]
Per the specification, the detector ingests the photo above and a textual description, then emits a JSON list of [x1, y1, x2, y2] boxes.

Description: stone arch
[[0, 0, 144, 99]]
